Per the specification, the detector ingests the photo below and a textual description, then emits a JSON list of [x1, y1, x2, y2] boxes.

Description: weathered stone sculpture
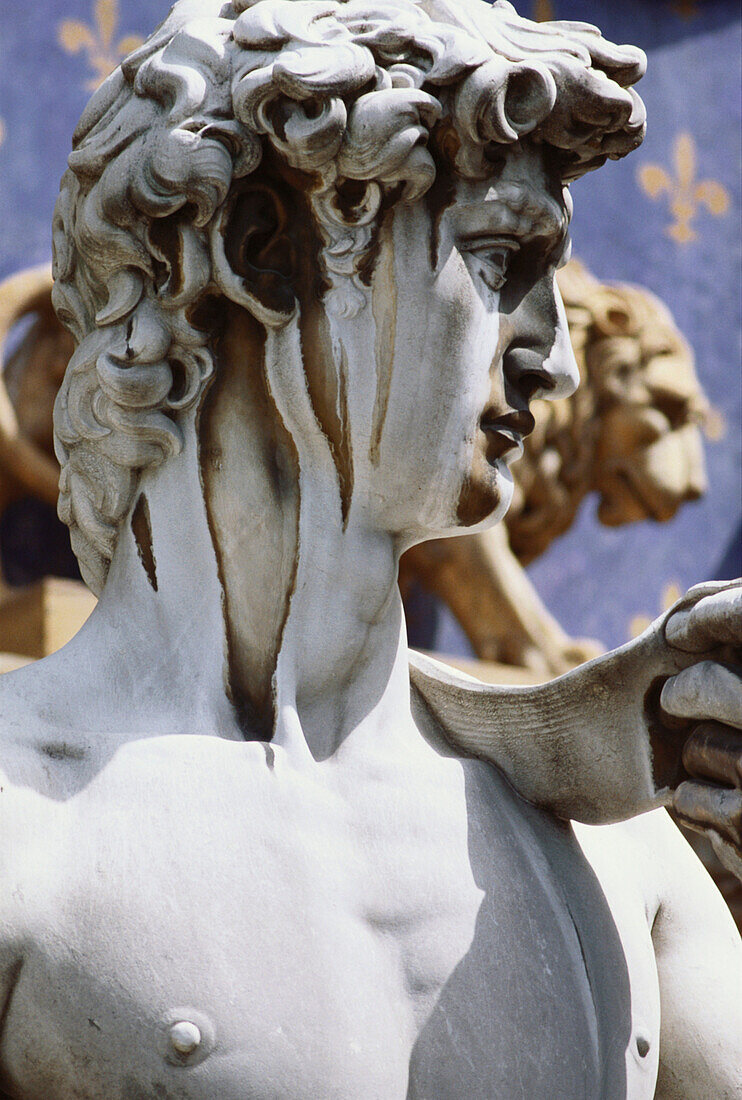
[[402, 257, 712, 674], [508, 258, 711, 547], [1, 2, 740, 1098], [0, 257, 712, 673]]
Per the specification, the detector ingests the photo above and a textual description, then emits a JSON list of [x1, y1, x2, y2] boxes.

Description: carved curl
[[51, 0, 647, 593]]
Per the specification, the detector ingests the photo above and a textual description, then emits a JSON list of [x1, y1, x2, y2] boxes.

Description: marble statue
[[0, 256, 712, 676], [402, 257, 712, 675], [0, 1, 740, 1098]]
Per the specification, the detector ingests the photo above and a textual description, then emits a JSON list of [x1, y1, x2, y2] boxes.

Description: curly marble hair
[[51, 0, 647, 592]]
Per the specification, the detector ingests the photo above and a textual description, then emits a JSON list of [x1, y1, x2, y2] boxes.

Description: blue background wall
[[0, 0, 739, 650], [517, 0, 742, 650]]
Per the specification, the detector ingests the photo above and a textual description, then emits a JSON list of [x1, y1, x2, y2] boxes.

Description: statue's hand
[[661, 581, 742, 880]]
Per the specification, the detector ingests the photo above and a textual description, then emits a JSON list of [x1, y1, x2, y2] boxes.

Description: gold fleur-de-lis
[[638, 132, 730, 244], [533, 0, 555, 19], [58, 0, 144, 91], [629, 582, 682, 639]]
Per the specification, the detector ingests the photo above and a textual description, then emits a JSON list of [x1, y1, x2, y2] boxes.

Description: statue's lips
[[481, 409, 535, 464]]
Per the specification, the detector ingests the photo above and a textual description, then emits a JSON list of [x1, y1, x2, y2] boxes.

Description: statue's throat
[[199, 306, 300, 740]]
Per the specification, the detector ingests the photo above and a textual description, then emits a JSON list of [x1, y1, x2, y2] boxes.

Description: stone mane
[[506, 259, 709, 562], [51, 0, 647, 593]]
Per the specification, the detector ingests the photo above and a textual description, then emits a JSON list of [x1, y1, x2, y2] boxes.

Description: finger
[[708, 830, 742, 883], [681, 722, 742, 787], [665, 583, 742, 652], [661, 662, 742, 727], [673, 780, 742, 848]]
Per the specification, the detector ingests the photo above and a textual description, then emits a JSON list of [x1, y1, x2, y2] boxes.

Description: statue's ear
[[210, 181, 298, 327]]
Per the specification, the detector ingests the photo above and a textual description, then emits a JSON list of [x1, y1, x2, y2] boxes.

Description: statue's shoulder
[[0, 675, 43, 790], [0, 660, 91, 800], [0, 666, 74, 1028]]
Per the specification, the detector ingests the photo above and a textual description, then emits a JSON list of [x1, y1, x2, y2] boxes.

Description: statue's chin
[[449, 457, 514, 534], [397, 464, 512, 550]]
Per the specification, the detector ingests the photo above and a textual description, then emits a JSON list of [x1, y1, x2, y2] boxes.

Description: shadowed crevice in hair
[[335, 337, 353, 529], [425, 136, 460, 271], [227, 159, 356, 526], [199, 306, 300, 740], [130, 493, 158, 591], [369, 218, 397, 468], [147, 213, 188, 300], [299, 305, 355, 528]]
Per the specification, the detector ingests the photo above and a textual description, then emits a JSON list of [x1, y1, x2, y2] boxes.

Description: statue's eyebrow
[[451, 188, 568, 250]]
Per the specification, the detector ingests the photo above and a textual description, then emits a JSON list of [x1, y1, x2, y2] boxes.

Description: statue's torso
[[0, 715, 660, 1100]]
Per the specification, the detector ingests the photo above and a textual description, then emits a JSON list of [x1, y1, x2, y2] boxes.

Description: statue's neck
[[200, 307, 411, 759], [78, 308, 412, 759], [269, 516, 408, 763]]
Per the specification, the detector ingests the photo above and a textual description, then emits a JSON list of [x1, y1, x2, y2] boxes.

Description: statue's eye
[[463, 240, 518, 291]]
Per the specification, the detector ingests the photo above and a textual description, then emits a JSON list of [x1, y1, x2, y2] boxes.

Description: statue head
[[51, 0, 646, 593], [580, 275, 709, 528]]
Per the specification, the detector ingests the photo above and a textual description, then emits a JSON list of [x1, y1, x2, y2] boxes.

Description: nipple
[[158, 1008, 215, 1067], [169, 1020, 201, 1055]]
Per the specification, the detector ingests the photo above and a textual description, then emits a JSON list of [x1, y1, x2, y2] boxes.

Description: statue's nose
[[504, 278, 579, 404], [544, 287, 580, 399]]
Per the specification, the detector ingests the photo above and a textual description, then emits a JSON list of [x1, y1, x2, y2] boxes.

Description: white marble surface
[[0, 1, 740, 1097]]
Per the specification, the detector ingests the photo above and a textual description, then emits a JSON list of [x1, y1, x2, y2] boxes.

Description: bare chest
[[3, 738, 656, 1100]]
